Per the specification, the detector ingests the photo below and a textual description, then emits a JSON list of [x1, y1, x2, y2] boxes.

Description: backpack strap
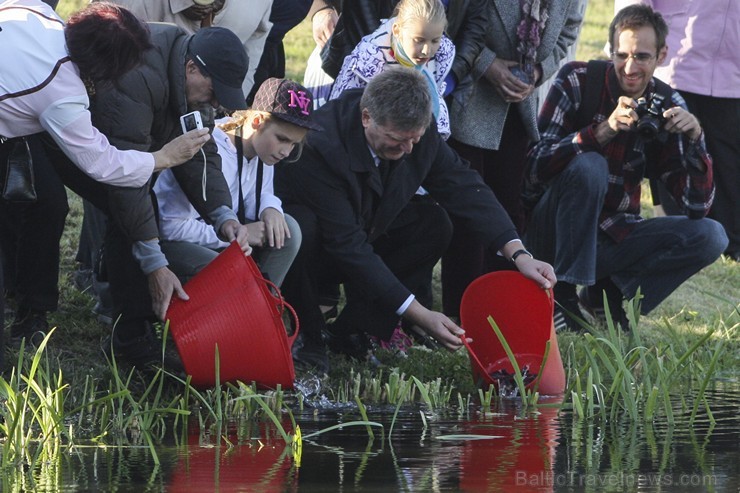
[[235, 129, 264, 222], [575, 60, 609, 130]]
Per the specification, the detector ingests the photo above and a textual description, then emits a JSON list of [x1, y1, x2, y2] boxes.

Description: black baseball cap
[[252, 78, 323, 131], [189, 27, 248, 110]]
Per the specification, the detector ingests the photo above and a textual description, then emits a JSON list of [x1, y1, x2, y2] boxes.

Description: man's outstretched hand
[[148, 266, 189, 320]]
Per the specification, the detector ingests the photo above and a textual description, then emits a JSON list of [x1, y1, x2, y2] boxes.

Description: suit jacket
[[275, 89, 518, 310], [449, 0, 584, 150]]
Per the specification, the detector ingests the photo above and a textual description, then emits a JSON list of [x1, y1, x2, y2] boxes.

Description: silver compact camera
[[180, 111, 204, 133]]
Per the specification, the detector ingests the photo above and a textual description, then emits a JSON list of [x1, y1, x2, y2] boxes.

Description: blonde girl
[[329, 0, 455, 138]]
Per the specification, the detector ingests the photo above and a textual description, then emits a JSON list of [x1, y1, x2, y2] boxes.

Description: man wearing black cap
[[47, 25, 251, 371]]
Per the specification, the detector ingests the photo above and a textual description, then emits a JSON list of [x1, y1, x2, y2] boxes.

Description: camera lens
[[637, 116, 660, 140]]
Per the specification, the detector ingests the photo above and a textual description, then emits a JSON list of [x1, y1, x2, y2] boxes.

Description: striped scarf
[[390, 34, 441, 120]]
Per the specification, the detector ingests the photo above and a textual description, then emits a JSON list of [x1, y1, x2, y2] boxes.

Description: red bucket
[[166, 242, 299, 389], [460, 271, 565, 395]]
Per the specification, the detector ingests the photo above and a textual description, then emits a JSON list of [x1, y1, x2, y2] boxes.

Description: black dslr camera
[[634, 93, 666, 141]]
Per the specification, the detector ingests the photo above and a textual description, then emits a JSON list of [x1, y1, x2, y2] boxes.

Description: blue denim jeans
[[525, 152, 728, 313]]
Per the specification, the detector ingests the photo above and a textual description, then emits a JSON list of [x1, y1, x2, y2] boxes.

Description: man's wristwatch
[[510, 248, 533, 263]]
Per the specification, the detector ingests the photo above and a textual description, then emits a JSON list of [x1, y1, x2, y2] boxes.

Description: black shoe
[[320, 304, 338, 322], [292, 333, 329, 374], [406, 324, 441, 350], [10, 308, 48, 347], [73, 266, 94, 293], [323, 323, 371, 361], [724, 250, 740, 262], [553, 296, 584, 333], [104, 321, 184, 375], [578, 285, 629, 331], [92, 301, 114, 326]]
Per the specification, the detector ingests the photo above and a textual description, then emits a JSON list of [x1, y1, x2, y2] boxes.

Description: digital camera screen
[[183, 114, 199, 132]]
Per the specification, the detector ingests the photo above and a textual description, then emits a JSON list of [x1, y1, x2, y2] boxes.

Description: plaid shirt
[[524, 61, 714, 243]]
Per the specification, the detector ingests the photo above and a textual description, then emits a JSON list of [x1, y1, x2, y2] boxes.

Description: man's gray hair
[[360, 67, 433, 131]]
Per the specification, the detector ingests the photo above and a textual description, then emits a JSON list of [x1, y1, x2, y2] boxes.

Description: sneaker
[[377, 324, 415, 355], [10, 308, 48, 347], [578, 286, 629, 331], [104, 321, 184, 375], [553, 296, 584, 333]]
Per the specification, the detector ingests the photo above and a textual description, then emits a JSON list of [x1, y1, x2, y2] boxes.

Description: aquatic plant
[[564, 294, 738, 423], [0, 333, 65, 468], [0, 285, 735, 483], [488, 316, 543, 409]]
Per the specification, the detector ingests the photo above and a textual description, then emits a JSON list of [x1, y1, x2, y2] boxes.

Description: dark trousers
[[281, 197, 453, 345], [441, 110, 528, 317], [680, 91, 740, 255], [41, 141, 155, 333], [0, 240, 3, 368], [76, 199, 108, 270], [525, 152, 728, 313], [0, 135, 69, 314], [247, 0, 312, 104]]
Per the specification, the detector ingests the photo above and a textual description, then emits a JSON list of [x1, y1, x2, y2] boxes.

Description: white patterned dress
[[329, 17, 455, 139]]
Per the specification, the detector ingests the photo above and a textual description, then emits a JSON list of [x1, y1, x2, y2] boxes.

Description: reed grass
[[4, 0, 737, 474], [489, 317, 539, 408], [0, 332, 64, 468], [2, 305, 732, 469], [564, 295, 738, 424]]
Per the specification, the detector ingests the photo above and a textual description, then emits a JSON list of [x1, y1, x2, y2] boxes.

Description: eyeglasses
[[611, 52, 656, 65]]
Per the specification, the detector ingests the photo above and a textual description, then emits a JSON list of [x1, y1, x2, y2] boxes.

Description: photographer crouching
[[521, 4, 728, 332]]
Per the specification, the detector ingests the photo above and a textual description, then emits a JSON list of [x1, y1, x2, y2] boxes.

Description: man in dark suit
[[275, 68, 556, 371]]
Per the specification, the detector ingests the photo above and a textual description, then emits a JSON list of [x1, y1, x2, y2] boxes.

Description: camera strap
[[577, 60, 673, 205], [235, 128, 263, 223]]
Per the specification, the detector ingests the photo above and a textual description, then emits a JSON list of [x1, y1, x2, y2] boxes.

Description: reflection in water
[[168, 440, 296, 492], [459, 402, 561, 492], [6, 387, 739, 491], [555, 385, 740, 492]]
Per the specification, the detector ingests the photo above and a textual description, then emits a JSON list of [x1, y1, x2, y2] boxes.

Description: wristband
[[311, 5, 334, 21], [510, 248, 533, 263]]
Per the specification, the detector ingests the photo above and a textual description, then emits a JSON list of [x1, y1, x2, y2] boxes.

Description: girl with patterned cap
[[154, 78, 322, 286]]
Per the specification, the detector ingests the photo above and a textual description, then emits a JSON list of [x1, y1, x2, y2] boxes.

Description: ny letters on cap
[[251, 78, 323, 131]]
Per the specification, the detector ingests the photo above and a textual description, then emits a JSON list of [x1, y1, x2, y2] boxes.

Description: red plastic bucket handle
[[259, 275, 300, 347], [460, 336, 496, 386]]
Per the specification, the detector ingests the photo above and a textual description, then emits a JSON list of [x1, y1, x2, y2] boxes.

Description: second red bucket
[[460, 271, 565, 395], [166, 242, 299, 389]]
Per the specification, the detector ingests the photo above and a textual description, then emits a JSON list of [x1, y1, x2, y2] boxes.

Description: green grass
[[577, 0, 614, 61], [31, 0, 740, 394], [6, 0, 738, 466]]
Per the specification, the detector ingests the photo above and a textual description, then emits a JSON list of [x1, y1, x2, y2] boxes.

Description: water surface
[[7, 385, 739, 492]]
